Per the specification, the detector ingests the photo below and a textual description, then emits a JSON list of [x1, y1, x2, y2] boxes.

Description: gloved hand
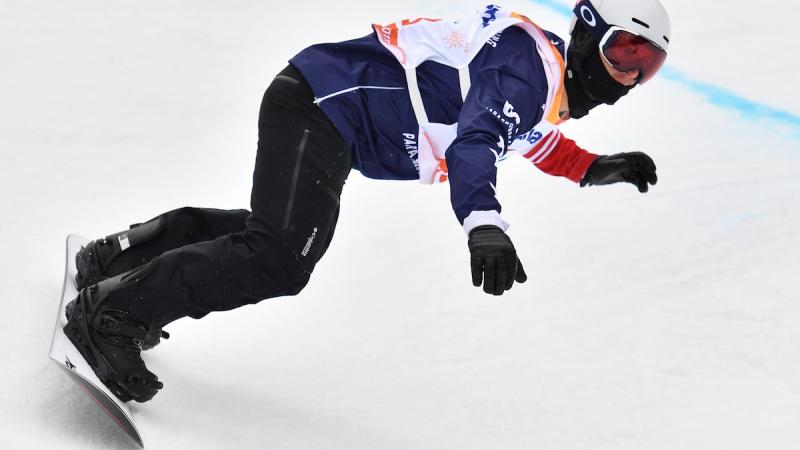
[[467, 225, 527, 296], [580, 152, 658, 193]]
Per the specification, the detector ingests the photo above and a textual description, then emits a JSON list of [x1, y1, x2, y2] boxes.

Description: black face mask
[[564, 24, 634, 119]]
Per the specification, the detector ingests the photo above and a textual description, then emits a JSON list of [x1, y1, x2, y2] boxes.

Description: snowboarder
[[63, 0, 672, 403]]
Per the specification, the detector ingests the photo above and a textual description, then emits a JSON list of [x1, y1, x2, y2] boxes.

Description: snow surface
[[2, 0, 798, 449]]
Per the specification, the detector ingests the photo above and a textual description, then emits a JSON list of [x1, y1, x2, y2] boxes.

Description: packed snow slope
[[1, 0, 798, 449]]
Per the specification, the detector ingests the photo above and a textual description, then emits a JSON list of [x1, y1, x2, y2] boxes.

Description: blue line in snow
[[526, 0, 800, 135], [529, 0, 574, 17]]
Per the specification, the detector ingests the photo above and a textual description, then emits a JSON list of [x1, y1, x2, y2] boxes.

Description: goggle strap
[[573, 0, 611, 41]]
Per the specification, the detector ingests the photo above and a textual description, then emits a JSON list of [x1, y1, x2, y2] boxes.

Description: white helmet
[[563, 0, 672, 118], [570, 0, 671, 54]]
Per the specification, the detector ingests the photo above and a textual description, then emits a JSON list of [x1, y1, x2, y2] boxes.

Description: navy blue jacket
[[290, 25, 566, 226]]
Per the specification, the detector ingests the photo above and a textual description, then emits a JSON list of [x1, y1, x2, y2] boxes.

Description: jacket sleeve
[[445, 31, 548, 235], [520, 128, 599, 182]]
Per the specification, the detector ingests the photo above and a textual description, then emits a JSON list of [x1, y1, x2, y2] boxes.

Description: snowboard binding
[[74, 217, 169, 350], [63, 274, 163, 403]]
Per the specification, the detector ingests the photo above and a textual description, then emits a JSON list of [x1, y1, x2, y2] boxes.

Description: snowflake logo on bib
[[443, 30, 466, 49]]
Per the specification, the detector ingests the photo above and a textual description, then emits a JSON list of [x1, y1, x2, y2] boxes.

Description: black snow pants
[[102, 65, 351, 328]]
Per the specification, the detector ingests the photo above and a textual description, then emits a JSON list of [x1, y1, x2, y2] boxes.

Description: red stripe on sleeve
[[523, 131, 555, 160], [533, 135, 599, 183]]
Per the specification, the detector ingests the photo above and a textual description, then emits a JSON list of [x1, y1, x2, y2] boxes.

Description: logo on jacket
[[487, 103, 518, 143], [482, 5, 501, 28], [503, 101, 521, 125], [403, 133, 420, 173], [488, 135, 509, 166], [518, 129, 544, 145], [443, 30, 466, 49], [374, 23, 399, 46]]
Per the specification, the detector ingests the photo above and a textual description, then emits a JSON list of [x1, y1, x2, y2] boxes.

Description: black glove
[[467, 225, 527, 296], [580, 152, 658, 193]]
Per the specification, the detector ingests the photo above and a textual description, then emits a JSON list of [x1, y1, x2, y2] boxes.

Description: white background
[[1, 0, 798, 449]]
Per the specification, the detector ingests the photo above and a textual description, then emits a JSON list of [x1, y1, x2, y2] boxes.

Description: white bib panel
[[373, 6, 567, 183]]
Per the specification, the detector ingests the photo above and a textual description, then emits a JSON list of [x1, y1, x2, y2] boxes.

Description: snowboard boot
[[75, 217, 169, 350], [75, 216, 166, 291], [63, 273, 164, 403]]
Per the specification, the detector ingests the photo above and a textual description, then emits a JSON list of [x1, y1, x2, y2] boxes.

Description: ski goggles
[[573, 1, 668, 84]]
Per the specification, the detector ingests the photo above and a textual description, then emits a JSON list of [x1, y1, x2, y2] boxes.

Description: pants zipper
[[283, 129, 311, 231]]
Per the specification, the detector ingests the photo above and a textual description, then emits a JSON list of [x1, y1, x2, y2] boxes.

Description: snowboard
[[48, 234, 144, 448]]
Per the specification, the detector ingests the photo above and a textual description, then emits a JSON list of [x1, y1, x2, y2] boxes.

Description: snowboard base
[[49, 234, 144, 448]]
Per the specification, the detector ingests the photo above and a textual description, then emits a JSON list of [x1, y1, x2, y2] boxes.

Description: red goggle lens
[[602, 30, 667, 84]]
